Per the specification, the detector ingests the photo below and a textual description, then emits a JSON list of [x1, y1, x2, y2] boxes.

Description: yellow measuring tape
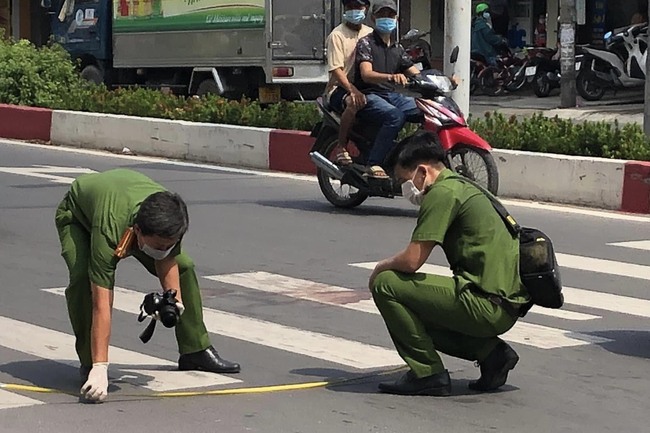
[[0, 366, 407, 400]]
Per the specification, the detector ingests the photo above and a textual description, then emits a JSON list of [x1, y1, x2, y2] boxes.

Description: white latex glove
[[80, 362, 109, 402]]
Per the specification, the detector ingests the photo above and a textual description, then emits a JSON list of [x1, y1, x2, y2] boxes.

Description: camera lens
[[159, 305, 178, 328]]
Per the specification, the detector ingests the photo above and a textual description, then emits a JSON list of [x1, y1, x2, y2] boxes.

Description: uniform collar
[[372, 29, 397, 47]]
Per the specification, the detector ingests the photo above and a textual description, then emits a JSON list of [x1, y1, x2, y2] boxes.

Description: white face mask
[[401, 168, 429, 206], [140, 242, 175, 260]]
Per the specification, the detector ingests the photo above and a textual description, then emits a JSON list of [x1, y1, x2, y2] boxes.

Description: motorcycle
[[402, 28, 433, 71], [523, 47, 561, 97], [576, 24, 648, 101], [308, 47, 499, 209]]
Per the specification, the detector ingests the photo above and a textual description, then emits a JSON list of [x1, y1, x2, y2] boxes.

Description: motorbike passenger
[[352, 0, 422, 179], [323, 0, 373, 166]]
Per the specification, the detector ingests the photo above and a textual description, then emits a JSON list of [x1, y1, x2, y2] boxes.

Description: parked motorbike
[[402, 28, 432, 71], [308, 47, 499, 209], [576, 24, 648, 101], [523, 47, 561, 97]]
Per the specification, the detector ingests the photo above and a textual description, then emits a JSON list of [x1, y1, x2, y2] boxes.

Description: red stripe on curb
[[621, 161, 650, 214], [0, 104, 52, 141], [268, 130, 317, 175]]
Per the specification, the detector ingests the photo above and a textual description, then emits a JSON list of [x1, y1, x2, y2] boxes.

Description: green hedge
[[1, 34, 649, 161]]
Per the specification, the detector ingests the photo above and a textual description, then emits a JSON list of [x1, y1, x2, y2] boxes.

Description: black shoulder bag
[[458, 177, 564, 309]]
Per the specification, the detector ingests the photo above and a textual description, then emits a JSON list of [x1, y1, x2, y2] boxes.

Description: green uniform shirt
[[66, 168, 181, 289], [411, 169, 529, 305]]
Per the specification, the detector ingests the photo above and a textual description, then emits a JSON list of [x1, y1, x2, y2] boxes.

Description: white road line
[[0, 166, 96, 184], [205, 272, 610, 350], [555, 253, 650, 280], [0, 389, 45, 410], [44, 288, 403, 370], [351, 262, 650, 319], [607, 240, 650, 251], [3, 139, 650, 222], [0, 314, 240, 392]]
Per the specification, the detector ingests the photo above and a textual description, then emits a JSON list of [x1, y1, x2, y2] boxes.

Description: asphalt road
[[0, 139, 648, 433]]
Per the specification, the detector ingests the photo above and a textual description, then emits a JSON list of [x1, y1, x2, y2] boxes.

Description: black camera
[[137, 290, 181, 343]]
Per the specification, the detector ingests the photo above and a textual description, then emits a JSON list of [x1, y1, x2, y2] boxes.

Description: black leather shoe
[[469, 342, 519, 392], [178, 345, 241, 374], [378, 370, 451, 396]]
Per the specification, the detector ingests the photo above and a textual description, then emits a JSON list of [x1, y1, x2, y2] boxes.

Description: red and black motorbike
[[309, 46, 499, 209]]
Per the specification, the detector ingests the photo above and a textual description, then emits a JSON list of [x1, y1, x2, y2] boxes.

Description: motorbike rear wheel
[[448, 145, 499, 195], [576, 71, 606, 101], [316, 136, 369, 208]]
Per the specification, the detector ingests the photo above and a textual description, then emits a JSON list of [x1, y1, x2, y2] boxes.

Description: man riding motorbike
[[352, 0, 422, 179]]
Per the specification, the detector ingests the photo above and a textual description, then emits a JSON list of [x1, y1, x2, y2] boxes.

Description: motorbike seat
[[316, 97, 342, 126]]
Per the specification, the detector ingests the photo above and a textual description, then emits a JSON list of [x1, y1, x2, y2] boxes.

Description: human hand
[[451, 74, 461, 87], [349, 88, 366, 109], [368, 262, 386, 291], [80, 362, 109, 402], [391, 74, 408, 86]]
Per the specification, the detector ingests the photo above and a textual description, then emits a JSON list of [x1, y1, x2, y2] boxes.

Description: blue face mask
[[375, 17, 397, 34], [483, 12, 491, 19], [344, 9, 366, 25]]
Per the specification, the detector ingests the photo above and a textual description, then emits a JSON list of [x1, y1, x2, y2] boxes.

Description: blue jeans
[[357, 92, 419, 166]]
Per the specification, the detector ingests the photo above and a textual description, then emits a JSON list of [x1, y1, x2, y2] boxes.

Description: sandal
[[336, 149, 353, 166], [365, 165, 389, 179]]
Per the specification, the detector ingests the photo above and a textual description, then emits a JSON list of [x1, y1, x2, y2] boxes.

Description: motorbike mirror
[[404, 29, 420, 39], [40, 0, 52, 8], [450, 46, 459, 64]]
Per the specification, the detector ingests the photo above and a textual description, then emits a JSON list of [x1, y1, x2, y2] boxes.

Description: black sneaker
[[469, 342, 519, 391]]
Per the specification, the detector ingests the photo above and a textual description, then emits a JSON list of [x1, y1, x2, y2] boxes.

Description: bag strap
[[455, 176, 522, 238]]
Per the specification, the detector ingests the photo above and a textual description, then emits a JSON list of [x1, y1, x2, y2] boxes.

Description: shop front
[[0, 0, 51, 45]]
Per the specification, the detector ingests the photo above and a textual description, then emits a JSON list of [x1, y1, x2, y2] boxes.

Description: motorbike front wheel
[[448, 145, 499, 195], [533, 72, 552, 97], [576, 71, 606, 101], [316, 136, 369, 208]]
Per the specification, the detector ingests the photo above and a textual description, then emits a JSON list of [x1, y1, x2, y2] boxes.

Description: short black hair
[[388, 130, 446, 171], [134, 191, 189, 238]]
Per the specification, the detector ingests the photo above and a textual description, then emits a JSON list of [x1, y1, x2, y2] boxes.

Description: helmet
[[476, 3, 489, 14], [343, 0, 370, 6]]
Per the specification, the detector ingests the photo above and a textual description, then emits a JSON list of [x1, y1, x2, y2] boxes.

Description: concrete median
[[0, 103, 647, 214]]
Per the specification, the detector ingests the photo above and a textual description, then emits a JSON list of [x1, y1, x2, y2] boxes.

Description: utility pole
[[444, 0, 471, 116], [559, 0, 577, 108], [645, 0, 650, 136]]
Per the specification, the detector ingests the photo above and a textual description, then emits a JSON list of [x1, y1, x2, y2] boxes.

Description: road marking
[[555, 253, 650, 281], [205, 272, 609, 350], [44, 287, 403, 370], [0, 165, 96, 184], [0, 314, 240, 392], [351, 262, 650, 319], [3, 139, 650, 222], [0, 389, 45, 410], [607, 240, 650, 251]]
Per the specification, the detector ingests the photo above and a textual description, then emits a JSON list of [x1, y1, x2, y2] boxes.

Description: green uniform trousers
[[371, 270, 517, 378], [55, 200, 211, 367]]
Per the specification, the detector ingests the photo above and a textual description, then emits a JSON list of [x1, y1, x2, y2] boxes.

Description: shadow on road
[[592, 330, 650, 359], [255, 199, 418, 218], [290, 367, 517, 397]]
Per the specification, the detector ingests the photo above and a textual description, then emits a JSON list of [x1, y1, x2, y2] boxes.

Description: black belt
[[469, 286, 523, 318]]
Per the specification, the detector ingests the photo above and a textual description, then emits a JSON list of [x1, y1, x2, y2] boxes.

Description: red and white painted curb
[[1, 103, 648, 214]]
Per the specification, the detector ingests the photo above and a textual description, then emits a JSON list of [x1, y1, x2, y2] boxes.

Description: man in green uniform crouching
[[369, 131, 530, 396], [55, 168, 240, 402]]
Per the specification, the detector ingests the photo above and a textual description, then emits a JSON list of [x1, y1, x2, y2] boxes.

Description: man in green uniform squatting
[[55, 168, 240, 402], [369, 131, 530, 396]]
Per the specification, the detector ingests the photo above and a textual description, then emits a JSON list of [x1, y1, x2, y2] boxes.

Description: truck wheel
[[81, 65, 103, 85], [196, 79, 221, 97]]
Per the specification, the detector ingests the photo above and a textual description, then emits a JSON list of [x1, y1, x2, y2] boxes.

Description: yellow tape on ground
[[0, 366, 407, 400]]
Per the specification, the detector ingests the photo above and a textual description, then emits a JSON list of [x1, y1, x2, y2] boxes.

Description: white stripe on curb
[[44, 287, 404, 370], [205, 272, 610, 350]]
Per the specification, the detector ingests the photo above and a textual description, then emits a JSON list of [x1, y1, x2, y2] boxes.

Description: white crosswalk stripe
[[1, 242, 649, 410]]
